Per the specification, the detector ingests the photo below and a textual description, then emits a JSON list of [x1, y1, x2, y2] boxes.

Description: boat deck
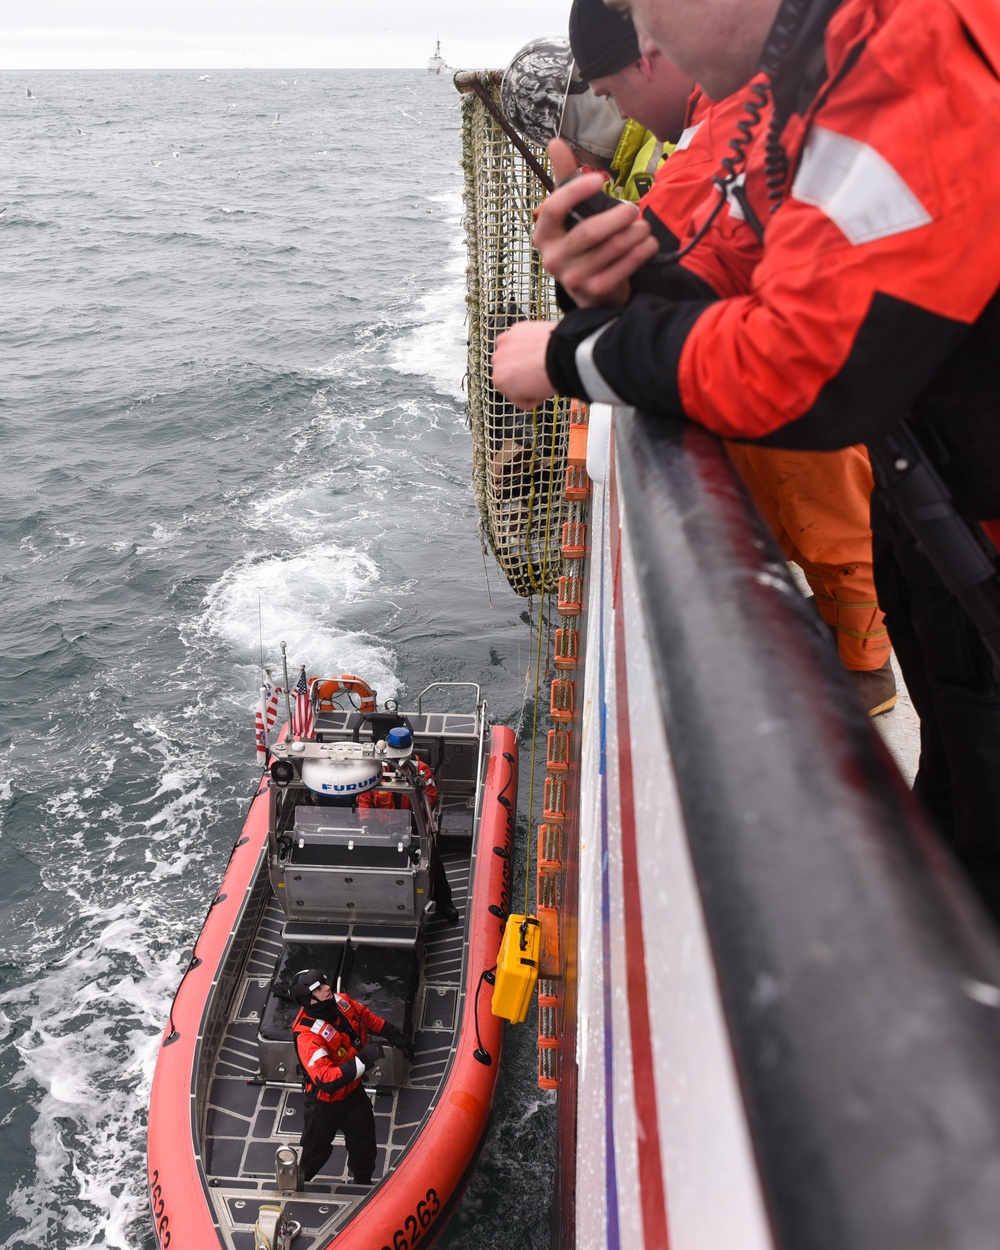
[[200, 851, 471, 1250]]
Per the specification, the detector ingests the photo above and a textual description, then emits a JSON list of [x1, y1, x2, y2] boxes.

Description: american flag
[[292, 665, 315, 741], [255, 673, 281, 763]]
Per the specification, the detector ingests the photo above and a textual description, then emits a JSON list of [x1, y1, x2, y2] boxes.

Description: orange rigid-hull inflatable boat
[[147, 682, 516, 1250]]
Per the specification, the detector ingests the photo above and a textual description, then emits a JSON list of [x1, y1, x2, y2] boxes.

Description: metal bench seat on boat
[[281, 920, 419, 947], [342, 944, 418, 1037]]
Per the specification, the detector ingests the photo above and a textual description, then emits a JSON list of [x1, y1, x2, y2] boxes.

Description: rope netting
[[457, 71, 573, 599]]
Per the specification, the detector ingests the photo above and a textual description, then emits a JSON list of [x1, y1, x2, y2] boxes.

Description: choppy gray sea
[[0, 68, 553, 1249]]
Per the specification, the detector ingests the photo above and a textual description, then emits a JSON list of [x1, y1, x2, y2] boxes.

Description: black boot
[[848, 656, 897, 716]]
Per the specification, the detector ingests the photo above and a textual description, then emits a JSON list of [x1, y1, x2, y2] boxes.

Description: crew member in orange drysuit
[[549, 0, 895, 713], [290, 971, 401, 1185]]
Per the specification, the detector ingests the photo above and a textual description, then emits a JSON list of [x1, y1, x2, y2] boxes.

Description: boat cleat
[[274, 1144, 303, 1195], [254, 1202, 301, 1248]]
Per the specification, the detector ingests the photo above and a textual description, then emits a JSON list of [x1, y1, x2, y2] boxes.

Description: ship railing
[[413, 681, 488, 833], [415, 680, 482, 716], [584, 405, 1000, 1248]]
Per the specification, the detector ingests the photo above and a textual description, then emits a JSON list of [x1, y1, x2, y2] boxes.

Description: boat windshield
[[293, 806, 413, 846]]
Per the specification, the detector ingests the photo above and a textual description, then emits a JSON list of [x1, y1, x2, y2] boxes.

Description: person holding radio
[[356, 741, 460, 923], [491, 0, 1000, 916], [552, 0, 895, 714]]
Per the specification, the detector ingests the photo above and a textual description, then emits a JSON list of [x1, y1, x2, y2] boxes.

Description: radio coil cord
[[656, 74, 772, 262], [718, 79, 771, 244], [764, 109, 791, 211]]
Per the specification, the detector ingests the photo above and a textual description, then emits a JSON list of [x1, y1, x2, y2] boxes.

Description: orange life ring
[[312, 674, 377, 714]]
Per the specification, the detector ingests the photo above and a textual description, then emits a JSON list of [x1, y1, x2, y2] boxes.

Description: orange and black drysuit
[[545, 0, 1000, 889], [357, 756, 439, 811], [292, 993, 385, 1183], [547, 0, 1000, 472]]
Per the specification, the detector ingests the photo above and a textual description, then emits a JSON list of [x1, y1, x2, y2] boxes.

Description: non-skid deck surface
[[202, 853, 471, 1250]]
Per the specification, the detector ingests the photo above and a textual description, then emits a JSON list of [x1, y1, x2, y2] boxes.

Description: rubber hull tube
[[147, 782, 271, 1249]]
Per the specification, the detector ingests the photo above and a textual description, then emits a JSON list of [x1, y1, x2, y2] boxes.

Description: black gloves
[[356, 1040, 384, 1067], [379, 1023, 416, 1062]]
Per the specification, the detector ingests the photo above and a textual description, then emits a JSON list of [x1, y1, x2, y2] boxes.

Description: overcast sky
[[1, 1, 576, 70]]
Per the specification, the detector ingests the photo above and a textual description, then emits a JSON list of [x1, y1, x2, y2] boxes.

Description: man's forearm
[[546, 295, 714, 413]]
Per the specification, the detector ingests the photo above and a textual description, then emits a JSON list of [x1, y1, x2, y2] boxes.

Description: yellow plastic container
[[491, 914, 541, 1024]]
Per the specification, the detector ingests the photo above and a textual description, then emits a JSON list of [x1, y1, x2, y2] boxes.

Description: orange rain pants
[[725, 443, 890, 673]]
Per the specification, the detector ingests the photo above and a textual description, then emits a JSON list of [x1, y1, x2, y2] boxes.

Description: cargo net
[[457, 71, 571, 599]]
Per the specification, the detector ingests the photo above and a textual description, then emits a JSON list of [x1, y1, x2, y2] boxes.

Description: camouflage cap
[[501, 37, 625, 160], [500, 37, 575, 146]]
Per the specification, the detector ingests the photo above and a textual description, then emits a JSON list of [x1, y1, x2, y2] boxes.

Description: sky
[[0, 1, 577, 70]]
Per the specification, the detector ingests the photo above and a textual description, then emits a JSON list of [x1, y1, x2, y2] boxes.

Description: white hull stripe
[[791, 125, 932, 245]]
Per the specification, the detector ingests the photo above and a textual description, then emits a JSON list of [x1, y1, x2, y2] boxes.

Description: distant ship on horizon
[[427, 40, 449, 74]]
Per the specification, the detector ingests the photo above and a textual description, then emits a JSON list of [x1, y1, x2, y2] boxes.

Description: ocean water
[[0, 69, 553, 1249]]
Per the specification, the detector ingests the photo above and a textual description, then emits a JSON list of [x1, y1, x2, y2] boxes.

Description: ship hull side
[[558, 417, 772, 1250]]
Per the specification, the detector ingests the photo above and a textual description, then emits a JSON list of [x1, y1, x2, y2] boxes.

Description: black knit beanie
[[569, 0, 641, 80]]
